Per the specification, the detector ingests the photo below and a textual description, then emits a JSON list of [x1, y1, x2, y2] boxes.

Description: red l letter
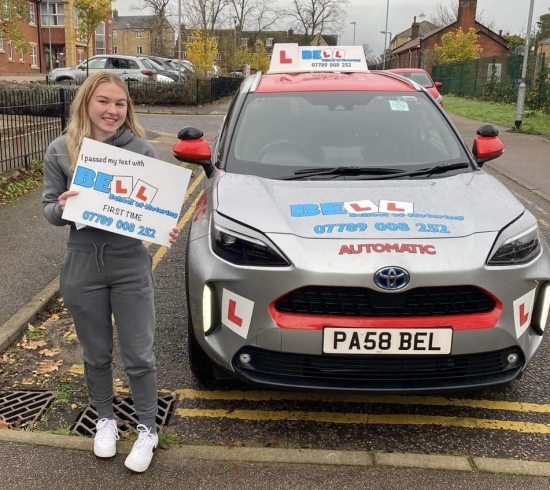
[[136, 186, 148, 202], [280, 50, 292, 63], [115, 180, 128, 194], [519, 304, 529, 326], [228, 300, 243, 327]]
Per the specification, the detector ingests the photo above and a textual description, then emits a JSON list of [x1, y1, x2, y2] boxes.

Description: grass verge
[[0, 161, 43, 205], [443, 95, 550, 135]]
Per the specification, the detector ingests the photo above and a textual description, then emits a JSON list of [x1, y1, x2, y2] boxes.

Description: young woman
[[42, 72, 179, 473]]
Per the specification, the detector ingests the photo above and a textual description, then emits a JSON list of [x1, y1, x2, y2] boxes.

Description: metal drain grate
[[71, 395, 176, 436], [0, 390, 57, 430]]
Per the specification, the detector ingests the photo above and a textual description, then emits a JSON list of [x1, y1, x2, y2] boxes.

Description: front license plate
[[323, 328, 452, 355]]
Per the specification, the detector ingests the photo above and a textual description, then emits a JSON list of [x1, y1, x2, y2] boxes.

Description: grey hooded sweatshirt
[[42, 126, 157, 252]]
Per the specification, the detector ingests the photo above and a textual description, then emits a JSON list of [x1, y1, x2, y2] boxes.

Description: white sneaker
[[124, 424, 159, 473], [94, 418, 119, 458]]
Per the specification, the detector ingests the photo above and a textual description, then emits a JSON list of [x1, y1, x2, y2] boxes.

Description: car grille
[[233, 347, 523, 392], [275, 286, 495, 317]]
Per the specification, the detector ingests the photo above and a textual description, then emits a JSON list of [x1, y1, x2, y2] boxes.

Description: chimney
[[113, 9, 118, 19], [499, 29, 502, 37], [411, 16, 420, 39], [457, 0, 477, 29], [287, 28, 294, 39]]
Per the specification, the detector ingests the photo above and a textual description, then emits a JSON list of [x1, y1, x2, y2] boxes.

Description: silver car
[[173, 44, 550, 393], [47, 54, 156, 83]]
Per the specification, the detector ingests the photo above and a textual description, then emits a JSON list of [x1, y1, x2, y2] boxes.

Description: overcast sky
[[113, 0, 548, 58]]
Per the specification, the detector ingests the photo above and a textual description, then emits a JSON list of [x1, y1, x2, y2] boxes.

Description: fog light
[[202, 284, 215, 334], [507, 353, 519, 365], [531, 283, 550, 335], [239, 353, 251, 364]]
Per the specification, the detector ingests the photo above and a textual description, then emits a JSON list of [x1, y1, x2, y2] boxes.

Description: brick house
[[387, 0, 509, 73], [0, 0, 113, 75], [0, 1, 41, 75], [111, 10, 175, 58]]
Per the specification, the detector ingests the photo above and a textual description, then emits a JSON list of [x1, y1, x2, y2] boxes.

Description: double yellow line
[[173, 388, 550, 434]]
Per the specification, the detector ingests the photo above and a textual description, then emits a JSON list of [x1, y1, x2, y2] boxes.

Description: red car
[[387, 68, 443, 106]]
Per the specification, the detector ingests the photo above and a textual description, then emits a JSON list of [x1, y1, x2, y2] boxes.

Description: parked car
[[137, 56, 182, 81], [47, 55, 157, 83], [386, 68, 443, 106], [173, 43, 550, 394], [165, 58, 195, 76]]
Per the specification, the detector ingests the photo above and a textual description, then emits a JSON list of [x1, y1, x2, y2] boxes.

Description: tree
[[185, 30, 218, 77], [280, 0, 348, 44], [0, 1, 30, 51], [184, 0, 228, 33], [130, 0, 173, 57], [73, 0, 112, 74], [503, 34, 526, 52], [536, 13, 550, 44], [434, 27, 482, 64], [430, 0, 495, 31], [362, 43, 374, 61]]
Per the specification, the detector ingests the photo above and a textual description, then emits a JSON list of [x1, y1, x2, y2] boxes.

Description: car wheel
[[56, 77, 75, 84]]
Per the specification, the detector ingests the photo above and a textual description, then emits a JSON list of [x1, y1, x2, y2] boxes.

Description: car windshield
[[226, 91, 468, 179], [394, 72, 433, 88]]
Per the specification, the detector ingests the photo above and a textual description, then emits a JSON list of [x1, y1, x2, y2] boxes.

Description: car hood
[[215, 171, 524, 239]]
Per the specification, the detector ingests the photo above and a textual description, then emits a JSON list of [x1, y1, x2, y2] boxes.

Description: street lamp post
[[382, 0, 390, 69], [350, 22, 356, 45], [380, 30, 392, 69], [515, 0, 536, 130]]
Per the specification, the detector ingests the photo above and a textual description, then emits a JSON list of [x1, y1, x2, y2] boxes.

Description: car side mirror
[[472, 123, 505, 167], [435, 81, 442, 88], [172, 126, 214, 177]]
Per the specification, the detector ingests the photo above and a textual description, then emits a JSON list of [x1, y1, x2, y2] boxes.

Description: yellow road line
[[174, 408, 550, 434], [174, 388, 550, 414], [148, 172, 205, 269]]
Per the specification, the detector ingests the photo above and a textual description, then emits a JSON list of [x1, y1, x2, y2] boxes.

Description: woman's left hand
[[168, 227, 180, 246]]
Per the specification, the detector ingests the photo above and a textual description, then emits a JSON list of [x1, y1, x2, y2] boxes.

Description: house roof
[[396, 20, 439, 40], [112, 16, 156, 30]]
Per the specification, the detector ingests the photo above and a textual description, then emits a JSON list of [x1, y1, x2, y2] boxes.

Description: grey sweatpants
[[60, 244, 158, 431]]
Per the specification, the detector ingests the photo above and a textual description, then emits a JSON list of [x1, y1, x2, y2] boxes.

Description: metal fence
[[432, 53, 543, 98], [0, 77, 241, 173]]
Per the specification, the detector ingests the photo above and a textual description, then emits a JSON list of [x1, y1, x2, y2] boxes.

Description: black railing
[[0, 77, 241, 173]]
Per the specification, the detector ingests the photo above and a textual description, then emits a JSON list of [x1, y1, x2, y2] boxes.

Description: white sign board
[[62, 138, 192, 247]]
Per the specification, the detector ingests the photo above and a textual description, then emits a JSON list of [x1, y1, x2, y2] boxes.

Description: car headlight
[[435, 95, 443, 105], [487, 219, 541, 266], [211, 215, 291, 267]]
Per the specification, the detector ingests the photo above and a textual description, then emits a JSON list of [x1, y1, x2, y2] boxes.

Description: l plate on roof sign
[[268, 43, 369, 74]]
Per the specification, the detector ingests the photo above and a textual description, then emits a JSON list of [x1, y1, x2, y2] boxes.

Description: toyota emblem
[[374, 266, 410, 291]]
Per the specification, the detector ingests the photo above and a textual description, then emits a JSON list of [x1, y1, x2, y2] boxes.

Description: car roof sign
[[268, 43, 369, 74]]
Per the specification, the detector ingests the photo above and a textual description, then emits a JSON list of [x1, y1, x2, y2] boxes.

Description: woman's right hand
[[58, 190, 79, 210]]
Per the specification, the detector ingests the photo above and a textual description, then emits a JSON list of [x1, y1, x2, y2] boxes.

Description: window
[[28, 2, 35, 24], [136, 46, 143, 55], [266, 38, 273, 47], [186, 36, 194, 43], [95, 22, 106, 54], [7, 41, 13, 61], [41, 2, 64, 26], [19, 47, 24, 62], [113, 46, 118, 54], [77, 50, 83, 63], [113, 30, 117, 38], [136, 30, 142, 38], [241, 38, 248, 47], [31, 45, 38, 67], [0, 38, 4, 52], [213, 36, 219, 45]]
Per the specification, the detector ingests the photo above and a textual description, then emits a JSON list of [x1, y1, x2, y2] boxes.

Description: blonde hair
[[65, 72, 145, 170]]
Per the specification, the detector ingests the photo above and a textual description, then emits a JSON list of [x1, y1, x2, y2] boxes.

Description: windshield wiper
[[279, 166, 406, 181], [380, 162, 472, 180]]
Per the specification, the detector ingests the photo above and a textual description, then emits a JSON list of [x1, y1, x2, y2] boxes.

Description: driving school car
[[173, 44, 550, 393]]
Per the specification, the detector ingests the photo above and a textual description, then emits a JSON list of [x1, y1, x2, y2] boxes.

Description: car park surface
[[172, 43, 550, 394], [387, 68, 444, 106], [47, 54, 156, 83]]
